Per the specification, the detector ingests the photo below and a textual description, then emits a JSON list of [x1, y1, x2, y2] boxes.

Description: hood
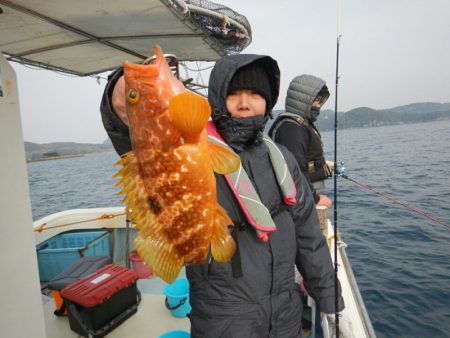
[[208, 54, 280, 121], [284, 74, 329, 121]]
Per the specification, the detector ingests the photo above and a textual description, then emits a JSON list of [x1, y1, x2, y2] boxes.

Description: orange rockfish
[[114, 46, 239, 283]]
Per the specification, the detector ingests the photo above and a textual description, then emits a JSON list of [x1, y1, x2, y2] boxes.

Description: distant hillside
[[387, 102, 450, 114], [24, 101, 450, 160], [102, 138, 113, 146], [25, 141, 114, 160], [317, 102, 450, 131]]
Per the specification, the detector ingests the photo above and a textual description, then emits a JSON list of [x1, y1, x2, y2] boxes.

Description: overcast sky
[[12, 0, 450, 144]]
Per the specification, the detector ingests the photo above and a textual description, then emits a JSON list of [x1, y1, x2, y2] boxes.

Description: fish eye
[[127, 88, 139, 104]]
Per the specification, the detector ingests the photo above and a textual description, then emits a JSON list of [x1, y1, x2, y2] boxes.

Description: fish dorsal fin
[[169, 92, 211, 138], [207, 141, 240, 174], [113, 151, 184, 283]]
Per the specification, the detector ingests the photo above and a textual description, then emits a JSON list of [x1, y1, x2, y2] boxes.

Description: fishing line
[[183, 62, 215, 72], [342, 174, 450, 230], [333, 0, 342, 336]]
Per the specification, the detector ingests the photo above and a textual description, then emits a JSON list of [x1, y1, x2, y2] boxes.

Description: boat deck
[[34, 208, 376, 338], [42, 278, 190, 338]]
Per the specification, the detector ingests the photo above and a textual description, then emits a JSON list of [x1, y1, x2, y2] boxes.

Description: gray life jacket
[[206, 121, 297, 242], [269, 112, 331, 182]]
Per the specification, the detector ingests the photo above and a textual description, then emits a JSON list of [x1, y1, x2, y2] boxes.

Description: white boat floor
[[42, 273, 190, 338], [43, 292, 190, 338]]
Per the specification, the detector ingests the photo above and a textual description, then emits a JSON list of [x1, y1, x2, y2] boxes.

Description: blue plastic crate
[[37, 230, 111, 281]]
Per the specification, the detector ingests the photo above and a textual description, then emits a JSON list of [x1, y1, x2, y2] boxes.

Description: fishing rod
[[333, 0, 342, 336], [341, 173, 450, 230]]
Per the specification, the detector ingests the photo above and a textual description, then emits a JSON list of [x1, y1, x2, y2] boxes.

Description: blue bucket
[[158, 330, 190, 338], [163, 278, 191, 318]]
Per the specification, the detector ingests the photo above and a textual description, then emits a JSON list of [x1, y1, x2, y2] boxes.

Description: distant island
[[271, 102, 450, 131], [25, 139, 114, 162], [25, 102, 450, 161], [316, 102, 450, 131]]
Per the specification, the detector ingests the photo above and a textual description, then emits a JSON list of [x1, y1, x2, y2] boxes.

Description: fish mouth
[[123, 45, 166, 71], [123, 60, 160, 80], [123, 61, 151, 71]]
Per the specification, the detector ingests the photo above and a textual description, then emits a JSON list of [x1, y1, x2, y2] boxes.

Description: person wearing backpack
[[268, 74, 334, 209]]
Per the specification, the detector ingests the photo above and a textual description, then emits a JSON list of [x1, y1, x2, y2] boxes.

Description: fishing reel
[[336, 161, 346, 177]]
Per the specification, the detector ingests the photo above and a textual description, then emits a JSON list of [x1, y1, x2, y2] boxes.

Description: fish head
[[123, 46, 186, 125]]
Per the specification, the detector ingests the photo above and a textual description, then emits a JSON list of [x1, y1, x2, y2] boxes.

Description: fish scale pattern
[[113, 46, 238, 283]]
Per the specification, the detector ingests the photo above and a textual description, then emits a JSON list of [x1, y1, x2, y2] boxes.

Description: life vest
[[206, 122, 297, 242], [269, 112, 331, 182]]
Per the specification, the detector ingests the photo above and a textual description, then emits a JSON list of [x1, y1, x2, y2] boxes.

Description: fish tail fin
[[207, 141, 241, 174], [135, 235, 183, 284], [210, 207, 236, 263], [169, 92, 211, 137]]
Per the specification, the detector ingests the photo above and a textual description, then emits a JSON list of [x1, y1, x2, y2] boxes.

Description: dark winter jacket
[[100, 59, 343, 338], [269, 75, 330, 202], [100, 67, 131, 155]]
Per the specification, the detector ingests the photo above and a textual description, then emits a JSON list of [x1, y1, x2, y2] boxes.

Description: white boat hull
[[33, 207, 376, 338]]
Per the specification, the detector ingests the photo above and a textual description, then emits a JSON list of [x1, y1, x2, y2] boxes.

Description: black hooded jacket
[[99, 56, 343, 338]]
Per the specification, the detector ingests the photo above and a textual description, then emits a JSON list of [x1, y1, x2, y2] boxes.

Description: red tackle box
[[60, 264, 140, 338], [48, 256, 112, 316]]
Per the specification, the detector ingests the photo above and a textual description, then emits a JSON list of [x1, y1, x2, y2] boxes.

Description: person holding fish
[[100, 47, 345, 337]]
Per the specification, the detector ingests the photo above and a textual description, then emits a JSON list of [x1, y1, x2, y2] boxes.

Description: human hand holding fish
[[113, 46, 241, 283], [111, 75, 128, 126], [111, 58, 155, 126]]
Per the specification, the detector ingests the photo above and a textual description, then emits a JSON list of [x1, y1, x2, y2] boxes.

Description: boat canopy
[[0, 0, 252, 76]]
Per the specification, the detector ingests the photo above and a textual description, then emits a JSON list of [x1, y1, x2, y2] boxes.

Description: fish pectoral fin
[[169, 92, 211, 137], [134, 235, 184, 284], [210, 207, 236, 263], [207, 141, 241, 174]]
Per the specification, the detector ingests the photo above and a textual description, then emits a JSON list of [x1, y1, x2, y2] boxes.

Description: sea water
[[27, 120, 450, 337], [321, 119, 450, 338]]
